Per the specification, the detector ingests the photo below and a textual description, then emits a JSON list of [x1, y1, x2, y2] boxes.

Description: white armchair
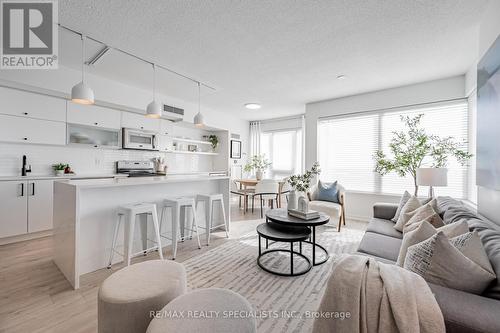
[[307, 182, 346, 232]]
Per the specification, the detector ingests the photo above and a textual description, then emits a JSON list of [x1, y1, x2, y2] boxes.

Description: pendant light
[[71, 35, 95, 105], [194, 82, 204, 127], [146, 63, 162, 118]]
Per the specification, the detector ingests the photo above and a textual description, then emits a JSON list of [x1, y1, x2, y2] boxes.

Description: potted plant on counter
[[287, 162, 321, 210], [53, 163, 68, 176], [244, 154, 271, 180]]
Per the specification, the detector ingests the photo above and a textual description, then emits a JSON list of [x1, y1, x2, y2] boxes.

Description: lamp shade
[[71, 81, 94, 105], [416, 168, 448, 186], [146, 100, 162, 118], [194, 111, 204, 127]]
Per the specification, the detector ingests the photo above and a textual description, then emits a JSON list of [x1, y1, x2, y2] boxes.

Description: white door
[[0, 181, 28, 238], [0, 115, 66, 145], [67, 102, 122, 129], [27, 180, 54, 233]]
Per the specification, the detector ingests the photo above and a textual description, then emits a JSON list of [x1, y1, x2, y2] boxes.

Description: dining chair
[[251, 180, 279, 218], [281, 178, 292, 204], [230, 180, 247, 209]]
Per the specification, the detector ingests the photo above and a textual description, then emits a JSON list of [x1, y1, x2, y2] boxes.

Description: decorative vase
[[55, 170, 64, 176], [288, 190, 297, 211], [298, 196, 309, 213], [256, 170, 263, 180]]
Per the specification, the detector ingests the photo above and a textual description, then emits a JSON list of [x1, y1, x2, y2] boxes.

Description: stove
[[116, 160, 165, 177]]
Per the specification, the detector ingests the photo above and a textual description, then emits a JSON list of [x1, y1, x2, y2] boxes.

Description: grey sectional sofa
[[356, 196, 500, 333]]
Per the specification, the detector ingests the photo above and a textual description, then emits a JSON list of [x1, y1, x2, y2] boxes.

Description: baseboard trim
[[0, 230, 52, 245]]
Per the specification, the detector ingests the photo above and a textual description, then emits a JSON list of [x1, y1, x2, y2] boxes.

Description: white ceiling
[[58, 0, 489, 120]]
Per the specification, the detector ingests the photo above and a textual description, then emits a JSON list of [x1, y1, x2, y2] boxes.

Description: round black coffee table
[[265, 208, 330, 266], [256, 222, 312, 276]]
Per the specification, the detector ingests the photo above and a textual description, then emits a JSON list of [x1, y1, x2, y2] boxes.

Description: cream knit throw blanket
[[313, 255, 445, 333]]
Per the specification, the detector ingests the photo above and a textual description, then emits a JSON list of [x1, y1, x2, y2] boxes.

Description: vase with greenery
[[374, 114, 472, 195], [244, 155, 271, 180], [206, 135, 218, 152], [287, 162, 321, 210], [53, 163, 68, 176]]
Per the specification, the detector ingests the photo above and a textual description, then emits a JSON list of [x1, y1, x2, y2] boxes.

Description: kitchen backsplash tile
[[0, 143, 213, 176]]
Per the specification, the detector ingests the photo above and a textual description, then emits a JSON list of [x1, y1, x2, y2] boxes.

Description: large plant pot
[[256, 170, 263, 180]]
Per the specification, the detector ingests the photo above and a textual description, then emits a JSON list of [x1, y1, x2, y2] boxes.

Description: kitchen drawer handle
[[20, 183, 24, 197], [94, 122, 98, 125], [31, 183, 35, 196], [23, 137, 28, 141], [23, 112, 28, 115]]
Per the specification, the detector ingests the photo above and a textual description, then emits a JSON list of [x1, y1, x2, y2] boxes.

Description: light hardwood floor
[[0, 199, 366, 333]]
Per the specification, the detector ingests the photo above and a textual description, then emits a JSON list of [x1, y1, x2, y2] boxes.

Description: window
[[318, 100, 470, 198], [260, 129, 302, 179]]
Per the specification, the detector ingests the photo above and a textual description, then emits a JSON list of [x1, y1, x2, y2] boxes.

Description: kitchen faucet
[[22, 155, 31, 176]]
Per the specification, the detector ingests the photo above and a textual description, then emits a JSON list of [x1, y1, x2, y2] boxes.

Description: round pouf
[[147, 288, 256, 333], [98, 260, 187, 333]]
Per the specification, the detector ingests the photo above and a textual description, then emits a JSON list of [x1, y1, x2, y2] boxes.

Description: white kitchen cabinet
[[0, 181, 28, 238], [27, 180, 53, 233], [0, 114, 66, 145], [67, 102, 121, 129], [157, 135, 174, 152], [160, 119, 173, 136], [0, 179, 54, 239], [0, 87, 66, 122], [121, 111, 160, 132]]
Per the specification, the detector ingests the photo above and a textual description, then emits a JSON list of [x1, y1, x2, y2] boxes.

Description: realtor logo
[[1, 0, 58, 69]]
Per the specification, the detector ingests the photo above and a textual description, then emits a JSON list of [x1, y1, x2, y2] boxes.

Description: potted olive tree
[[374, 114, 472, 195], [244, 155, 271, 180]]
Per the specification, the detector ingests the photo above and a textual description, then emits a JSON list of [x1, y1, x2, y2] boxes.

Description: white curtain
[[249, 121, 261, 157]]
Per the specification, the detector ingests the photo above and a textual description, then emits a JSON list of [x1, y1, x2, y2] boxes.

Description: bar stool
[[160, 196, 201, 260], [196, 194, 229, 246], [108, 202, 163, 268]]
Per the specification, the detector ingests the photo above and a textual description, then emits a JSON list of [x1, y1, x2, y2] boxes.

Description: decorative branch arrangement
[[374, 114, 472, 195], [244, 155, 272, 173], [287, 162, 321, 192]]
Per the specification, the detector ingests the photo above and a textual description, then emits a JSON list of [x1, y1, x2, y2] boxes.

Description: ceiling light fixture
[[71, 35, 95, 105], [336, 75, 347, 80], [146, 63, 162, 118], [194, 82, 204, 127], [245, 103, 262, 110]]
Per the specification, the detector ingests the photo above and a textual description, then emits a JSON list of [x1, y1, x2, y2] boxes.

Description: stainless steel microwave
[[122, 128, 158, 151]]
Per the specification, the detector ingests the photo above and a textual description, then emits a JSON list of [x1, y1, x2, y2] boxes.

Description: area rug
[[183, 224, 365, 333]]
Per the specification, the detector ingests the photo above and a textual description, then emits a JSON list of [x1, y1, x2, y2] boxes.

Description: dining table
[[234, 178, 287, 211]]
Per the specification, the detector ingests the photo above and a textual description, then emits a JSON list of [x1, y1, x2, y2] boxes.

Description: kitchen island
[[53, 175, 230, 289]]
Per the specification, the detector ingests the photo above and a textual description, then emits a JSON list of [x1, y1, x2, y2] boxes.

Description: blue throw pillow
[[317, 180, 339, 203]]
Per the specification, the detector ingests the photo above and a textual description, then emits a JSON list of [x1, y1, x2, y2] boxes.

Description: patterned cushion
[[404, 231, 496, 294], [396, 220, 469, 266]]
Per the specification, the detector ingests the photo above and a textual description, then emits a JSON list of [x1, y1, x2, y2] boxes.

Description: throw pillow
[[316, 180, 339, 203], [392, 191, 411, 222], [450, 231, 495, 275], [394, 196, 422, 231], [396, 220, 469, 266], [404, 231, 496, 294], [403, 213, 444, 233], [401, 199, 441, 232]]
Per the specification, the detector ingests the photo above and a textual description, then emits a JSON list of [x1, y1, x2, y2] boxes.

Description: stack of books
[[288, 209, 320, 220]]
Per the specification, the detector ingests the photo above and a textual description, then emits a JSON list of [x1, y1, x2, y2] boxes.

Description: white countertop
[[0, 173, 129, 181], [59, 174, 230, 189]]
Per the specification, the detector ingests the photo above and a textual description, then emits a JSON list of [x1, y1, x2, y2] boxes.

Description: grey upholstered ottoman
[[98, 259, 187, 333], [147, 288, 256, 333]]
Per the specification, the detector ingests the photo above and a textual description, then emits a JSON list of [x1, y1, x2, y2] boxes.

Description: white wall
[[0, 65, 249, 176], [474, 0, 500, 224], [305, 75, 466, 220]]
